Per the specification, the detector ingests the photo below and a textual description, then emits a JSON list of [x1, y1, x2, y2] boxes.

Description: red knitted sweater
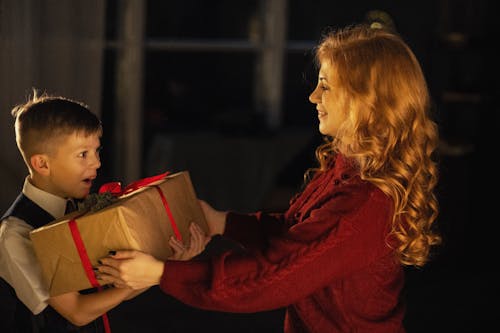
[[160, 154, 406, 332]]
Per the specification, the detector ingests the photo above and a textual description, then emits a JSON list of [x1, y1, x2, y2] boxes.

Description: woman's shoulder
[[323, 175, 387, 211], [327, 154, 392, 205]]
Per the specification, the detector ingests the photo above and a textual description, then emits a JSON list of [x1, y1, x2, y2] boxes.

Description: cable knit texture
[[160, 154, 406, 332]]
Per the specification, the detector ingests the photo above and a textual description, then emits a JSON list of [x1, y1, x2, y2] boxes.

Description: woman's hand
[[198, 199, 227, 236], [168, 222, 209, 261], [96, 250, 164, 290]]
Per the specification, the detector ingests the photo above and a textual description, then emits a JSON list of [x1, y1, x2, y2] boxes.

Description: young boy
[[0, 91, 144, 332]]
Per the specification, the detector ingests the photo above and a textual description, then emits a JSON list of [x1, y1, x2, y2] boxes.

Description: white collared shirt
[[0, 176, 67, 314]]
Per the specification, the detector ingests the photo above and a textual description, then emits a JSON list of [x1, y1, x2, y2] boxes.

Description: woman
[[97, 24, 441, 332]]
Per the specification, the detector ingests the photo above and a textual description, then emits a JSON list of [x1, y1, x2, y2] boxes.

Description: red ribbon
[[154, 186, 182, 241], [98, 171, 182, 241], [99, 171, 170, 196], [68, 215, 111, 333]]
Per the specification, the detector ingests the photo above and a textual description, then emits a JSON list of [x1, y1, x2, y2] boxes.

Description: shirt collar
[[22, 176, 67, 219]]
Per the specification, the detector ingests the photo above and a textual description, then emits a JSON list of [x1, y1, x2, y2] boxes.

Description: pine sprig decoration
[[78, 192, 118, 212]]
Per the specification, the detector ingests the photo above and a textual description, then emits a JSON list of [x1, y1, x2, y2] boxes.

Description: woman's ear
[[30, 154, 50, 176]]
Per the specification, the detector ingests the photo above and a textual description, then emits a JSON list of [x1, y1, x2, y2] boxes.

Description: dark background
[[1, 0, 497, 331]]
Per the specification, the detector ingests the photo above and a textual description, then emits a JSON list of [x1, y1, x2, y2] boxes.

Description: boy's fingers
[[113, 281, 128, 289]]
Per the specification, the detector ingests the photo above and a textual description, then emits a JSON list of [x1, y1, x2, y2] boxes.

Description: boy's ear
[[30, 154, 50, 176]]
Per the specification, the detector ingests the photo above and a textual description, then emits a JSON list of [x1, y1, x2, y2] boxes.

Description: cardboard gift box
[[29, 171, 208, 296]]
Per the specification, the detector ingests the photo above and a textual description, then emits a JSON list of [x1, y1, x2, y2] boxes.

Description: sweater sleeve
[[159, 181, 395, 313], [222, 211, 285, 251]]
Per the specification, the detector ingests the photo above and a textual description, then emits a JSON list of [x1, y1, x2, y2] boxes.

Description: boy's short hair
[[11, 90, 102, 168]]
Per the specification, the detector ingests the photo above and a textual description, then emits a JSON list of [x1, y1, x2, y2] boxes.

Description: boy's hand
[[168, 222, 209, 261]]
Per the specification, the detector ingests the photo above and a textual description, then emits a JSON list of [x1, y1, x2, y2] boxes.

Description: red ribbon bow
[[97, 170, 181, 240], [98, 171, 170, 196]]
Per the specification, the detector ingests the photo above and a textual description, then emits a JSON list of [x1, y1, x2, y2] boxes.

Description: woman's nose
[[309, 87, 319, 104]]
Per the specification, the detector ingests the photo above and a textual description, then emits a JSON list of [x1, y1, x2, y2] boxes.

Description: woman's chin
[[318, 123, 328, 135]]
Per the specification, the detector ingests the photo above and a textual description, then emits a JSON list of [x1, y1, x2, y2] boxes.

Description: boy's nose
[[91, 156, 101, 169]]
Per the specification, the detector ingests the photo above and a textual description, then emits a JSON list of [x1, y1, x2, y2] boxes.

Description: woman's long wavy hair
[[310, 24, 441, 267]]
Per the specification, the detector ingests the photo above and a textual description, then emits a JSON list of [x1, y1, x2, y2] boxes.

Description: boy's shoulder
[[1, 193, 55, 229], [0, 217, 32, 250], [0, 193, 36, 245]]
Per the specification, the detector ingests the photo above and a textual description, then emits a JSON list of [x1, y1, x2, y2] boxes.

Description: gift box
[[29, 171, 208, 296]]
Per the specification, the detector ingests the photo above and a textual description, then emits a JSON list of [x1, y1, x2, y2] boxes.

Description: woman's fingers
[[189, 223, 208, 254], [168, 236, 187, 260], [95, 268, 121, 286], [96, 251, 138, 281], [95, 250, 164, 289], [106, 249, 139, 260], [167, 223, 208, 261], [169, 236, 185, 251]]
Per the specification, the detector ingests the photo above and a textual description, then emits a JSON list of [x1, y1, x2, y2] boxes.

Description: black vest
[[0, 193, 105, 333]]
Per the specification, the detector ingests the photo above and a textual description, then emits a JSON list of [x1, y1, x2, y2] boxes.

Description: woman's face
[[308, 61, 345, 137]]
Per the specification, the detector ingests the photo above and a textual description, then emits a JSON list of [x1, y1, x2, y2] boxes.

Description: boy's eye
[[78, 151, 88, 158]]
